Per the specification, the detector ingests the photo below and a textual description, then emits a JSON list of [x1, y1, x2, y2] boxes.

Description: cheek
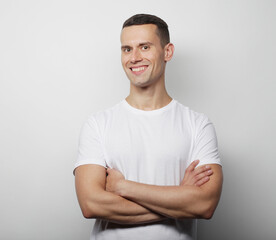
[[147, 52, 163, 64], [121, 57, 131, 69], [121, 54, 127, 63]]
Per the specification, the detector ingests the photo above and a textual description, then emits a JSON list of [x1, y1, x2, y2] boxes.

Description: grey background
[[0, 0, 275, 239]]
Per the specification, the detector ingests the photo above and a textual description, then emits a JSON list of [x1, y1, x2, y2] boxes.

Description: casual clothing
[[75, 99, 221, 240]]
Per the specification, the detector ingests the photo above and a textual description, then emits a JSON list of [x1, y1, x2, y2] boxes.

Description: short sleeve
[[73, 116, 106, 174], [193, 114, 221, 167]]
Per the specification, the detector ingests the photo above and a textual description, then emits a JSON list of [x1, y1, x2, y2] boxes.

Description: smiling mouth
[[130, 66, 148, 75]]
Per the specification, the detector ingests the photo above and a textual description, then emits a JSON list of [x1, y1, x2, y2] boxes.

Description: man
[[74, 14, 223, 240]]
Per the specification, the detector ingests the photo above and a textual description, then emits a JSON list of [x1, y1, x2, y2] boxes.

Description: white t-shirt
[[75, 99, 221, 240]]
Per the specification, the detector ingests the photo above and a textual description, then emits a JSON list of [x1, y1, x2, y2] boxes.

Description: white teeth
[[132, 66, 145, 72]]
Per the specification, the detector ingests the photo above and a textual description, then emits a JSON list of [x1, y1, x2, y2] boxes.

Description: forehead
[[120, 24, 160, 46]]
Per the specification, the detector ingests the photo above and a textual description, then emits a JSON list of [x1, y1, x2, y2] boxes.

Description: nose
[[130, 49, 142, 63]]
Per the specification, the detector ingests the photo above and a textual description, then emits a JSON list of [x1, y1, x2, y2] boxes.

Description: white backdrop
[[1, 0, 275, 239]]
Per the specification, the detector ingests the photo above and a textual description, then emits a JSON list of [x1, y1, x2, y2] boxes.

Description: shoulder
[[173, 100, 210, 126], [83, 101, 124, 131], [88, 101, 123, 120]]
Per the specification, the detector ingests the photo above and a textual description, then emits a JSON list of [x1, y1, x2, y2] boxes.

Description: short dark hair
[[122, 14, 170, 48]]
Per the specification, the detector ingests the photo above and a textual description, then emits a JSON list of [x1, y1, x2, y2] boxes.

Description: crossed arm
[[75, 164, 163, 224], [75, 160, 223, 224]]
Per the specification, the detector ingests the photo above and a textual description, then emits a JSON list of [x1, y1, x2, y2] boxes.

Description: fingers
[[182, 161, 214, 187], [195, 176, 210, 187], [194, 166, 213, 187], [186, 160, 200, 173], [195, 169, 213, 181], [194, 164, 211, 175]]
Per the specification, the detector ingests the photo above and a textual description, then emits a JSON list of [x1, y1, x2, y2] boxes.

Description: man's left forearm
[[112, 164, 223, 219]]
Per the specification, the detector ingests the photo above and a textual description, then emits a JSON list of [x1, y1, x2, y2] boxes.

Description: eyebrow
[[121, 42, 154, 50]]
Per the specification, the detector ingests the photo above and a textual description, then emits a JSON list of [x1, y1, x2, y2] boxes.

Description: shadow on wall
[[166, 52, 191, 100], [197, 151, 274, 240], [166, 51, 212, 105]]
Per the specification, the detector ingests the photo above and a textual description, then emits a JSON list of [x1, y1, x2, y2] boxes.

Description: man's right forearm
[[83, 189, 165, 224], [75, 164, 165, 225]]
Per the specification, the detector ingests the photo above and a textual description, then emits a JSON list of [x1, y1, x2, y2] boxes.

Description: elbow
[[80, 201, 99, 219], [81, 207, 94, 219], [200, 202, 217, 220], [201, 207, 215, 220], [82, 209, 94, 219]]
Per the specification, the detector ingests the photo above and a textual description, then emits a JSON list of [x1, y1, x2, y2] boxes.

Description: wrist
[[117, 179, 129, 197]]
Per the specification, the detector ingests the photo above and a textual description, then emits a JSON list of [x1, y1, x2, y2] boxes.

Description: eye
[[142, 45, 149, 50], [123, 48, 131, 53]]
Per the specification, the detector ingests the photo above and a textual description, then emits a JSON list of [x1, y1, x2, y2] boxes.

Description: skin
[[120, 24, 174, 110], [75, 24, 223, 223], [75, 164, 163, 224], [75, 161, 215, 223], [106, 163, 222, 219]]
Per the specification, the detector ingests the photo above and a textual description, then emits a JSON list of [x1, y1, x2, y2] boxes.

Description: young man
[[74, 14, 223, 240]]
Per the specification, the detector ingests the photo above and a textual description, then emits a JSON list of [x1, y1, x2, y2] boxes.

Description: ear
[[164, 43, 174, 62]]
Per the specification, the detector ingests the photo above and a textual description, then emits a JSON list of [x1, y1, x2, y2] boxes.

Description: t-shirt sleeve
[[193, 114, 221, 167], [74, 116, 106, 174]]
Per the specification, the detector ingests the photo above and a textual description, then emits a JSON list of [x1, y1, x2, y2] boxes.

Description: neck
[[126, 79, 172, 111]]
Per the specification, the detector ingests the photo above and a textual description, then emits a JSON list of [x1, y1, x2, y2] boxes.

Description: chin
[[130, 80, 151, 88]]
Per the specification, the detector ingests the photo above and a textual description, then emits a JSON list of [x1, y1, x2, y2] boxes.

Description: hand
[[180, 160, 213, 187], [106, 168, 125, 195]]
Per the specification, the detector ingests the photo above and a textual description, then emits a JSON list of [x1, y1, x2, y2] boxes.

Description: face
[[120, 24, 173, 88]]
